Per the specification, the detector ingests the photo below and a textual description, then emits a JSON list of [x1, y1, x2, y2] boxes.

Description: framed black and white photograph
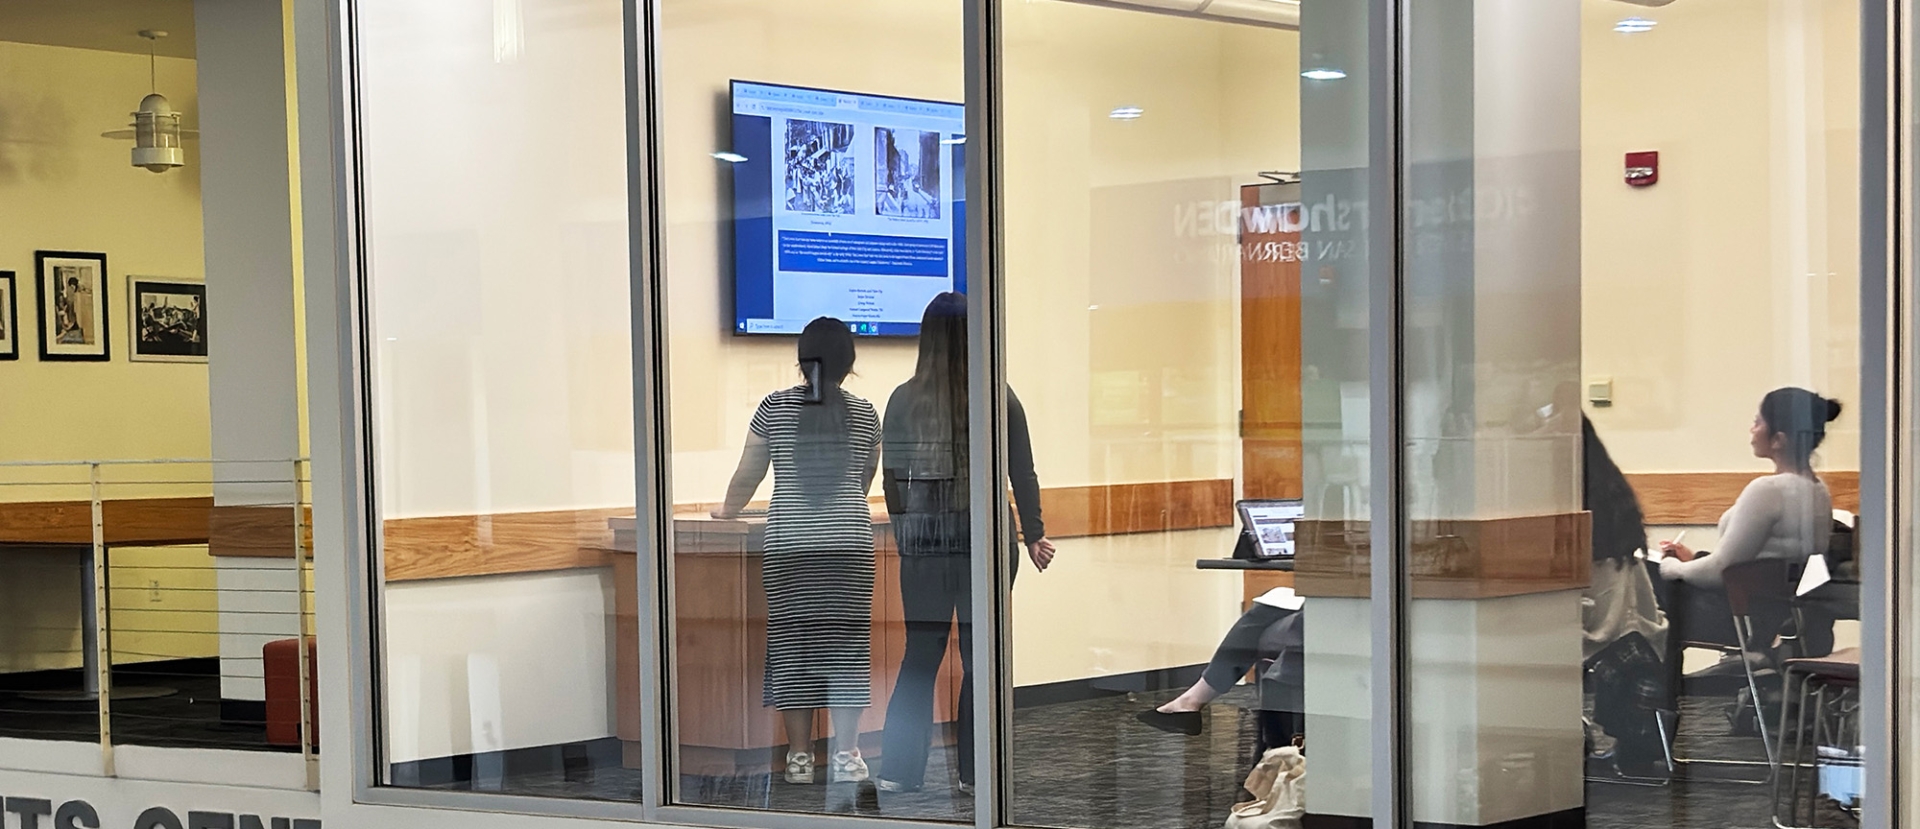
[[874, 127, 942, 219], [782, 118, 856, 214], [0, 271, 17, 361], [129, 277, 208, 363], [34, 251, 109, 362]]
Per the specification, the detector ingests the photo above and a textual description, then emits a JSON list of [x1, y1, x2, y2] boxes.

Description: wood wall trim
[[208, 505, 313, 558], [1293, 512, 1592, 600], [1628, 471, 1860, 525], [0, 497, 213, 547], [399, 480, 1236, 582], [1038, 479, 1235, 539], [382, 507, 630, 582]]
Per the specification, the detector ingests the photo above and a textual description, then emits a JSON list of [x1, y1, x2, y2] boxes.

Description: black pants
[[880, 555, 975, 788], [1199, 602, 1291, 695]]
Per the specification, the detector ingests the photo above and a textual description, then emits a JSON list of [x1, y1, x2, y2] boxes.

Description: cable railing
[[0, 459, 316, 790]]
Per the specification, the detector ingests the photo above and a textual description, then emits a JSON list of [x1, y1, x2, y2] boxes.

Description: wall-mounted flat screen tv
[[729, 80, 966, 337]]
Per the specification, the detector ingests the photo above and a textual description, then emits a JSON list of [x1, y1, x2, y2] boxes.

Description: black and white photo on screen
[[129, 277, 208, 363], [34, 250, 109, 362], [0, 271, 17, 360], [874, 127, 942, 219], [783, 118, 857, 215]]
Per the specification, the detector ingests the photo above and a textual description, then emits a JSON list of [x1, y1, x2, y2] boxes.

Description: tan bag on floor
[[1224, 746, 1306, 829]]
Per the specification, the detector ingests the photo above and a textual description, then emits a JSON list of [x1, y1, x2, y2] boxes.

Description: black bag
[[1589, 632, 1670, 768]]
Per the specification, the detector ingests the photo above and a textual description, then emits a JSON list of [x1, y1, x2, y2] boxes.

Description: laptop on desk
[[1236, 498, 1304, 561]]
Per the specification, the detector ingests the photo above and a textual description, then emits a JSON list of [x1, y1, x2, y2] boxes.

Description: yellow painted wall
[[0, 41, 212, 468], [0, 41, 219, 671]]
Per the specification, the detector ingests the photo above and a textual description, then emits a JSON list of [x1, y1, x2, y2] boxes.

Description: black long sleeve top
[[881, 385, 1046, 554]]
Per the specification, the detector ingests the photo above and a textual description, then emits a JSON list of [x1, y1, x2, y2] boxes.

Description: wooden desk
[[609, 510, 963, 773]]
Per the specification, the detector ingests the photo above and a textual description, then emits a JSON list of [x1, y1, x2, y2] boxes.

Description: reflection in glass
[[999, 1, 1382, 826], [1403, 1, 1864, 826], [658, 0, 969, 818], [360, 0, 638, 800]]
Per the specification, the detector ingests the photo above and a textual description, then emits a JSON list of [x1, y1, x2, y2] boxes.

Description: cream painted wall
[[357, 0, 635, 520], [384, 570, 614, 763], [1580, 0, 1861, 475], [659, 0, 1299, 500], [0, 42, 219, 673], [659, 0, 1299, 689]]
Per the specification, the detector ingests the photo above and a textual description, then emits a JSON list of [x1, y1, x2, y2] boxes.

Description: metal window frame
[[1863, 0, 1906, 826], [1370, 0, 1409, 824], [965, 0, 1010, 827]]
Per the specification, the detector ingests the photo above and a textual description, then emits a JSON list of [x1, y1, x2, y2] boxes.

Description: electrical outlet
[[148, 579, 163, 603]]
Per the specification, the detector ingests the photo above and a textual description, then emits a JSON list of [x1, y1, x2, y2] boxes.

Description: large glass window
[[997, 1, 1389, 826], [652, 0, 971, 819], [357, 0, 640, 799], [336, 0, 1904, 822], [1400, 1, 1865, 827]]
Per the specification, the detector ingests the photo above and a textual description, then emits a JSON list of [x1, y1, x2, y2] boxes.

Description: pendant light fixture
[[101, 30, 198, 174]]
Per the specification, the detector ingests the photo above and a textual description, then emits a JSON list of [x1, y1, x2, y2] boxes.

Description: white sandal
[[829, 750, 869, 783], [785, 751, 815, 784]]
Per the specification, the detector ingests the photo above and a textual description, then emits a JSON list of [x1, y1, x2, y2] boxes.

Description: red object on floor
[[264, 638, 318, 748]]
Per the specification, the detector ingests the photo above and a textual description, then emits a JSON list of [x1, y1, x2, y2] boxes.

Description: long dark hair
[[1759, 387, 1843, 473], [1583, 417, 1646, 562], [794, 317, 857, 499], [901, 293, 969, 486]]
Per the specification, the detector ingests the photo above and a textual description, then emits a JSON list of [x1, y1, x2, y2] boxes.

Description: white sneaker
[[830, 750, 870, 783], [785, 751, 815, 784]]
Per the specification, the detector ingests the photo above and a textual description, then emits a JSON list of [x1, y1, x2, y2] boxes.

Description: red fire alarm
[[1625, 151, 1659, 187]]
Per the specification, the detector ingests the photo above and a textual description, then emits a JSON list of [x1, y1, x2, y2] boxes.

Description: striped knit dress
[[752, 386, 879, 710]]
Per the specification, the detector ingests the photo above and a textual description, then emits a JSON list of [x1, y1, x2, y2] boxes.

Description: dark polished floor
[[2, 661, 1859, 829], [389, 682, 1859, 829], [0, 659, 285, 751]]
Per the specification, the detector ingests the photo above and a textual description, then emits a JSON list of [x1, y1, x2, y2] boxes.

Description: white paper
[[1797, 554, 1832, 597], [1253, 586, 1306, 611]]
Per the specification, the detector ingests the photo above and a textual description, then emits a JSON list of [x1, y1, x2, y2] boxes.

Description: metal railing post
[[295, 459, 319, 790], [90, 462, 115, 776]]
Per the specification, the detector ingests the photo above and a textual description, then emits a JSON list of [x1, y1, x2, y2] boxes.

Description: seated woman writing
[[1656, 387, 1840, 659]]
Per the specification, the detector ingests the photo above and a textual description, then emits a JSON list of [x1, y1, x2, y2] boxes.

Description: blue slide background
[[730, 112, 967, 338]]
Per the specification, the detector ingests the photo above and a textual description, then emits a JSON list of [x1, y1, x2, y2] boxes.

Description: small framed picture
[[129, 277, 208, 363], [35, 251, 110, 362], [0, 272, 17, 361]]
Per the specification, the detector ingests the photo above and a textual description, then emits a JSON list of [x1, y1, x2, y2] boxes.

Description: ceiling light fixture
[[711, 152, 749, 163], [940, 136, 967, 145], [1614, 17, 1657, 33], [1301, 68, 1347, 81], [101, 30, 198, 173], [1109, 106, 1145, 121]]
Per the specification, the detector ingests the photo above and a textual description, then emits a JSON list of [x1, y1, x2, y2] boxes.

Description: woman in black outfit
[[875, 292, 1054, 794]]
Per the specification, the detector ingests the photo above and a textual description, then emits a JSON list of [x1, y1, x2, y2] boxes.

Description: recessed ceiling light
[[1109, 106, 1144, 121], [1614, 17, 1656, 33], [711, 152, 749, 163], [1301, 68, 1347, 81]]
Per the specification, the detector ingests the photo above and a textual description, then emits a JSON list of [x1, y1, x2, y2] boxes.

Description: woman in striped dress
[[714, 317, 880, 785]]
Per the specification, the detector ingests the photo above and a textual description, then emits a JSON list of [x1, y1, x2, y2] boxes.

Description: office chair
[[1772, 647, 1860, 828], [1718, 560, 1805, 767], [1653, 560, 1804, 784]]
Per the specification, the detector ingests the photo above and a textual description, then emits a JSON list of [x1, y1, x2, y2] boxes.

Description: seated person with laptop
[[1137, 499, 1304, 739]]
